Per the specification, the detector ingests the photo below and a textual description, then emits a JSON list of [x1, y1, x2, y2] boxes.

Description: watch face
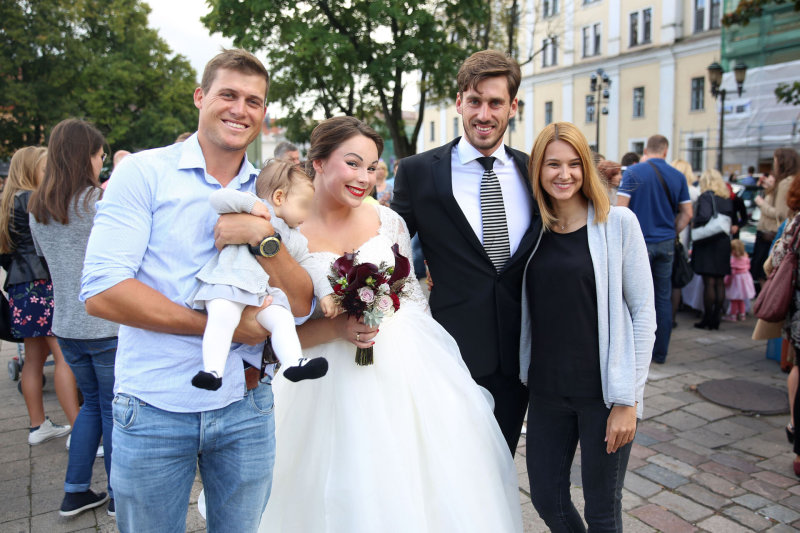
[[260, 236, 281, 257]]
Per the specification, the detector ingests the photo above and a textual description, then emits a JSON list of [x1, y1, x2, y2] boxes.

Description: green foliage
[[0, 0, 198, 158], [722, 0, 800, 27], [202, 0, 489, 157], [776, 82, 800, 105]]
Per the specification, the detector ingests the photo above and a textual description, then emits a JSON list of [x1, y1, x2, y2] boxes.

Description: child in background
[[724, 239, 756, 321], [188, 160, 330, 390]]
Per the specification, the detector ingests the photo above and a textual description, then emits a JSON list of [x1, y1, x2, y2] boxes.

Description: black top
[[2, 190, 49, 290], [526, 225, 602, 398]]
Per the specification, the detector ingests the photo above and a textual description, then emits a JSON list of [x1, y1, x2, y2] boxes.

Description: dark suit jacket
[[392, 138, 541, 379]]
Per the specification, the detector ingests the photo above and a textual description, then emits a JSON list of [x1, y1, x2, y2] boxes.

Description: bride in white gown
[[257, 117, 522, 533]]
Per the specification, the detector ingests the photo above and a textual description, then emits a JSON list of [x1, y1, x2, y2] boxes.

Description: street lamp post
[[588, 69, 611, 153], [707, 61, 748, 171]]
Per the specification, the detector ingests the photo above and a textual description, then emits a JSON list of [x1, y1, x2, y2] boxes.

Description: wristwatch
[[248, 232, 282, 258]]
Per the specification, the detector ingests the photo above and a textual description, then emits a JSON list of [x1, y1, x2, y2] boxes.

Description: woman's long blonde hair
[[528, 122, 610, 230], [0, 146, 47, 253], [671, 159, 695, 188], [699, 169, 729, 199]]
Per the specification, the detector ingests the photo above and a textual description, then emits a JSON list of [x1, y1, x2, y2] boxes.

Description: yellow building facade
[[419, 0, 723, 173]]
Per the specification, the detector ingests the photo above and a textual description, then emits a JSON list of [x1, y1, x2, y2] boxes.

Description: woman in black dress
[[691, 169, 735, 330]]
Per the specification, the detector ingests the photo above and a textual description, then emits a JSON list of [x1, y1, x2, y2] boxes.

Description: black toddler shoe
[[192, 371, 223, 391], [284, 357, 329, 382]]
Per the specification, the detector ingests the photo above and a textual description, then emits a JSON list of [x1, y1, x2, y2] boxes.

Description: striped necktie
[[477, 156, 510, 271]]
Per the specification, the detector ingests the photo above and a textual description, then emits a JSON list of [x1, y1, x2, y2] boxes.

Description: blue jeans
[[527, 394, 632, 533], [58, 337, 117, 497], [111, 382, 275, 533], [647, 239, 674, 362]]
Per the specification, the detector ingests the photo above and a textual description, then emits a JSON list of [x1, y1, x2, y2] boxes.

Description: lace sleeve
[[771, 215, 800, 269], [379, 206, 429, 313]]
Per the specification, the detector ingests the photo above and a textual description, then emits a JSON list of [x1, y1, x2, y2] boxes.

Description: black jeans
[[527, 394, 632, 533]]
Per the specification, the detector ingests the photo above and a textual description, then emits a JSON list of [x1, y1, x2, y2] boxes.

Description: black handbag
[[0, 290, 22, 343], [672, 239, 693, 289]]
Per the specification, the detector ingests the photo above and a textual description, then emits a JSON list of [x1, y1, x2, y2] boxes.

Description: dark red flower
[[348, 262, 379, 289], [332, 251, 357, 277], [389, 243, 410, 284], [390, 292, 400, 310]]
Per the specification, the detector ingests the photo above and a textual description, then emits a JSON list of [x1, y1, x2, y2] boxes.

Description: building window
[[583, 24, 601, 57], [632, 141, 645, 155], [689, 138, 704, 171], [586, 96, 595, 123], [544, 101, 553, 125], [453, 117, 459, 138], [710, 0, 721, 28], [633, 87, 645, 117], [691, 77, 705, 111], [542, 37, 558, 67], [629, 12, 639, 47], [543, 0, 559, 17], [593, 23, 602, 54], [430, 121, 435, 142], [694, 0, 706, 33], [630, 9, 652, 47]]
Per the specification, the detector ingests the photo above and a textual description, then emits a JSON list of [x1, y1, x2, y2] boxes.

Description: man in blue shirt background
[[81, 49, 312, 531], [617, 135, 692, 365]]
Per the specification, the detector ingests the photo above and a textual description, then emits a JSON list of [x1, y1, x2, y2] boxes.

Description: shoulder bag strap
[[647, 161, 677, 215]]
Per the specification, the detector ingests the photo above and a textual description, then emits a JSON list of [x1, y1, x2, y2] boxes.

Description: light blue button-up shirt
[[81, 134, 274, 412]]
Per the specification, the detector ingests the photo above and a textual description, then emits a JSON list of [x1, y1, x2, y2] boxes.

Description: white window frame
[[582, 23, 602, 57], [629, 138, 646, 155], [543, 0, 559, 18], [629, 8, 653, 47], [632, 87, 645, 118], [694, 0, 721, 32], [690, 77, 705, 111]]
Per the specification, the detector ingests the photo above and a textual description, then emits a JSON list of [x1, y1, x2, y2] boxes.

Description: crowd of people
[[1, 45, 799, 532]]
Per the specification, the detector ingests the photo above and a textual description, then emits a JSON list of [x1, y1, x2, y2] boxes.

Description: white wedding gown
[[258, 205, 522, 533]]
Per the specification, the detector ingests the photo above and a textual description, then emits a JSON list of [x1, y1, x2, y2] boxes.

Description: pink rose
[[358, 287, 375, 303], [376, 294, 393, 313]]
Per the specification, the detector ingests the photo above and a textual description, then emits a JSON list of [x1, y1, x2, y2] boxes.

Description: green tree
[[0, 0, 198, 158], [202, 0, 489, 157]]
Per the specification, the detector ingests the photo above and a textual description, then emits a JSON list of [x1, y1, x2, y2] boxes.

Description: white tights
[[202, 299, 301, 377]]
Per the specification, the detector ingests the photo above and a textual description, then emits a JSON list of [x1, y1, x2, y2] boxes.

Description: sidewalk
[[0, 309, 797, 532]]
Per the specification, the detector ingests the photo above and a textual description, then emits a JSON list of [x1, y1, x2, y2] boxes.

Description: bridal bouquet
[[328, 243, 411, 365]]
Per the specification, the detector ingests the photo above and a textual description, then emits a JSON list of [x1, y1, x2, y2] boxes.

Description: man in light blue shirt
[[81, 49, 312, 532]]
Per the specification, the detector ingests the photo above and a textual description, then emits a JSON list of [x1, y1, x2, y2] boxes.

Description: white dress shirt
[[451, 137, 533, 257]]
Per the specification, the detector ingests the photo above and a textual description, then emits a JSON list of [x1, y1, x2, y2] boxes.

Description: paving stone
[[677, 427, 739, 448], [621, 488, 645, 511], [676, 483, 731, 509], [635, 464, 689, 489], [693, 472, 747, 497], [750, 470, 797, 489], [704, 419, 761, 440], [757, 454, 797, 476], [723, 505, 774, 531], [649, 491, 714, 521], [629, 504, 695, 533], [30, 509, 96, 532], [731, 436, 790, 458], [652, 410, 708, 432], [669, 437, 717, 457], [698, 513, 762, 533], [732, 493, 776, 510], [623, 472, 663, 498], [709, 452, 761, 473], [633, 432, 660, 447], [637, 422, 674, 443], [760, 503, 800, 524], [627, 456, 648, 470], [741, 479, 792, 501], [779, 495, 800, 513], [0, 518, 29, 533], [630, 443, 657, 460], [697, 461, 752, 484], [683, 401, 736, 421], [0, 495, 30, 523], [647, 454, 697, 478], [764, 524, 798, 533], [621, 513, 657, 532], [650, 441, 707, 466]]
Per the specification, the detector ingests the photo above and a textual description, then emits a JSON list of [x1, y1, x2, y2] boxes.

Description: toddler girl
[[724, 239, 756, 321], [188, 160, 330, 390]]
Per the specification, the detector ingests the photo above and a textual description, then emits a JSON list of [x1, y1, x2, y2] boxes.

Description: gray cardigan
[[519, 204, 656, 418]]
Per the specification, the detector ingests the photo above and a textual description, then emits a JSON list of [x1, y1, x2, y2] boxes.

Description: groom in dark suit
[[392, 50, 540, 455]]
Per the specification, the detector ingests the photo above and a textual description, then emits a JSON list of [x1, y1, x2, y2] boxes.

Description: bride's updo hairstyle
[[305, 116, 384, 179]]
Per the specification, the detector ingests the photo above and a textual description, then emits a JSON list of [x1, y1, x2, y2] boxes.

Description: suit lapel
[[506, 147, 540, 267], [432, 139, 488, 260]]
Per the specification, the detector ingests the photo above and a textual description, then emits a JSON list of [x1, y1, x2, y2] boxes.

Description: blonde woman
[[0, 147, 78, 445], [670, 159, 701, 326], [691, 169, 735, 329], [520, 123, 655, 532]]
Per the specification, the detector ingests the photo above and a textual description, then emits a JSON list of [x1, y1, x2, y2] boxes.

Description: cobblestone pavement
[[1, 309, 798, 532]]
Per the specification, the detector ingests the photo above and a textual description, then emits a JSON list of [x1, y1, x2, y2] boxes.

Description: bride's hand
[[336, 315, 378, 348]]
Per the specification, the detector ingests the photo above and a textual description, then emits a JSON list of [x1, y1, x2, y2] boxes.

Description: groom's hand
[[605, 404, 637, 454]]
